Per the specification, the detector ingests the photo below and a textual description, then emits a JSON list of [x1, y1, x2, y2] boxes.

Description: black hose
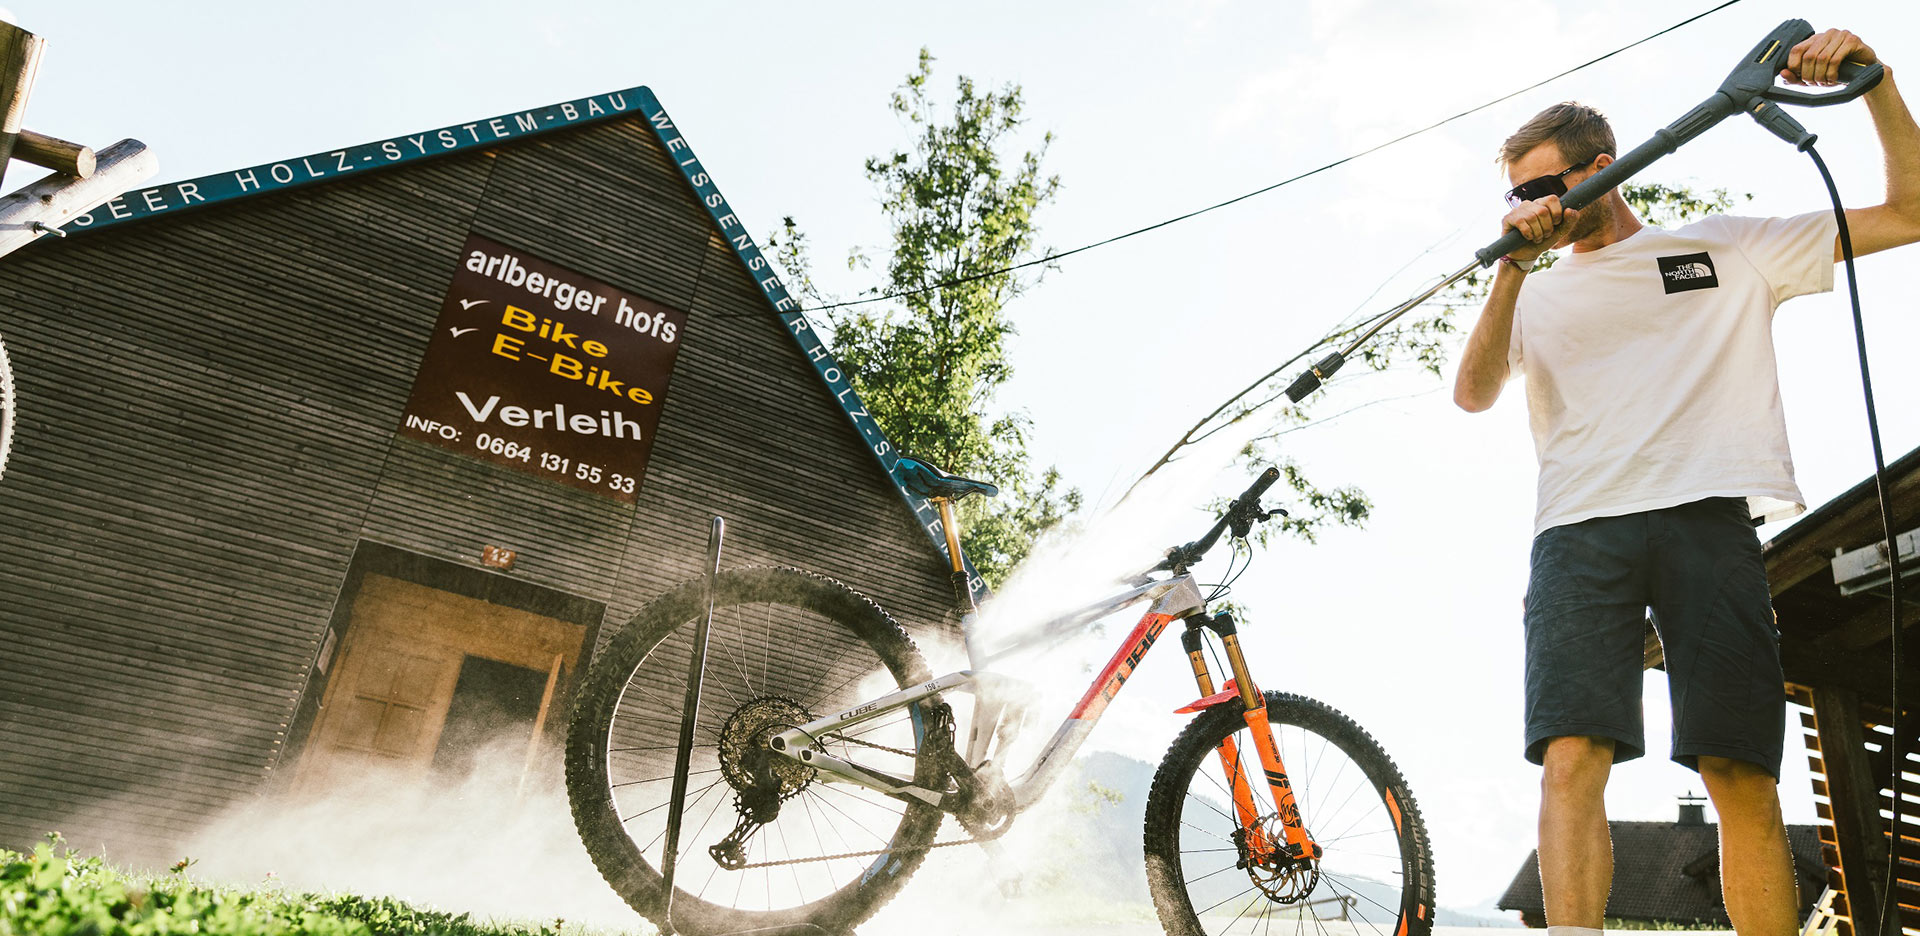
[[1807, 143, 1903, 936]]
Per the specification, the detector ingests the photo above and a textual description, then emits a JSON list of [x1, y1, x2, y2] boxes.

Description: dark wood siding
[[0, 113, 953, 861]]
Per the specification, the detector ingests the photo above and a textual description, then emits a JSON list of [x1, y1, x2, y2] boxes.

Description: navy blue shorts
[[1523, 496, 1784, 777]]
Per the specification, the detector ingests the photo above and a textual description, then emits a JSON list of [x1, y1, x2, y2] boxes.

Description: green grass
[[1, 835, 638, 936]]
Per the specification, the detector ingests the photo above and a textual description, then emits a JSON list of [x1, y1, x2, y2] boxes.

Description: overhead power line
[[773, 0, 1746, 317]]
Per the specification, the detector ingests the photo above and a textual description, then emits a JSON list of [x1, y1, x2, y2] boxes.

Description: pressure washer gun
[[1280, 18, 1885, 404]]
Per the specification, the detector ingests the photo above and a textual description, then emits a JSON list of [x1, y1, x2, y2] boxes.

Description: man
[[1454, 29, 1919, 936]]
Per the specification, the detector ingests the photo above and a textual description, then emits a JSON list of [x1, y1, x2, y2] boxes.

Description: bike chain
[[729, 823, 1007, 869]]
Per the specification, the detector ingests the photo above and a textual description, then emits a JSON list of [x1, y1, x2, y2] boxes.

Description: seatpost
[[934, 496, 989, 672], [933, 497, 975, 614]]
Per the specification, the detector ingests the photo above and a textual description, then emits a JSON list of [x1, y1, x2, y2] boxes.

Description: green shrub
[[0, 835, 626, 936]]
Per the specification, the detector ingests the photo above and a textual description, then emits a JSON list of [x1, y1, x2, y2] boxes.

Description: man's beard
[[1560, 196, 1610, 246]]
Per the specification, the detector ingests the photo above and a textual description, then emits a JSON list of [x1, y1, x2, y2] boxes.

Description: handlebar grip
[[1240, 466, 1281, 506]]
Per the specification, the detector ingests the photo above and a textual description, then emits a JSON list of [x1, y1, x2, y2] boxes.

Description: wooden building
[[1760, 447, 1920, 936], [0, 86, 968, 861]]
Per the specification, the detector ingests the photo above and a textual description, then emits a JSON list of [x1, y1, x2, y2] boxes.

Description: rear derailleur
[[709, 695, 815, 869], [709, 744, 787, 869]]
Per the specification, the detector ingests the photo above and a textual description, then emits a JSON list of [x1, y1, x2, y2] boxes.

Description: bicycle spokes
[[1153, 696, 1430, 936]]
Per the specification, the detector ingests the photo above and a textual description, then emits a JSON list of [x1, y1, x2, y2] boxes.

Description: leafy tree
[[1133, 182, 1746, 545], [771, 49, 1079, 588]]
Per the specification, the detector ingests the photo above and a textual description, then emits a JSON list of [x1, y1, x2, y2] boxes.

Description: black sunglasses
[[1504, 156, 1596, 208]]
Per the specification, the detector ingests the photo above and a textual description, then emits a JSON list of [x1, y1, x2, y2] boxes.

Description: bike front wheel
[[1144, 691, 1435, 936], [566, 566, 946, 936]]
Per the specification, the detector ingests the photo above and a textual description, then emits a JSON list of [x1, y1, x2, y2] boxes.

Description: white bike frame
[[769, 572, 1207, 813]]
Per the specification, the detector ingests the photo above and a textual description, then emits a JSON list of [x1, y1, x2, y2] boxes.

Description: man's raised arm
[[1453, 262, 1522, 413], [1786, 30, 1920, 259], [1454, 196, 1577, 412]]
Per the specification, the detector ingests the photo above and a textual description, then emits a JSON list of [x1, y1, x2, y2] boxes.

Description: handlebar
[[1474, 19, 1884, 268], [1154, 466, 1284, 574]]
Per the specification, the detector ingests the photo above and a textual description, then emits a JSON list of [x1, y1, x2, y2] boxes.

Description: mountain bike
[[565, 460, 1434, 936]]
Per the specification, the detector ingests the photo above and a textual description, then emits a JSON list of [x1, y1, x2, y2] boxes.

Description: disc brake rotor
[[1240, 814, 1319, 903]]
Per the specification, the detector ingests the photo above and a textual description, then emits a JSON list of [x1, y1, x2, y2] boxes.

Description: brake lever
[[1228, 505, 1289, 539]]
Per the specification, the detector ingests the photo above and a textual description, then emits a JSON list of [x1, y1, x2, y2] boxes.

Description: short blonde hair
[[1499, 102, 1616, 168]]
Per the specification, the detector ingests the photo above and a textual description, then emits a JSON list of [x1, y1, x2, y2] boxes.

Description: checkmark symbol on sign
[[450, 327, 477, 337], [459, 299, 489, 310]]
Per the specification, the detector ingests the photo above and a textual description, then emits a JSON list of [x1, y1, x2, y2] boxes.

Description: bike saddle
[[895, 456, 999, 501]]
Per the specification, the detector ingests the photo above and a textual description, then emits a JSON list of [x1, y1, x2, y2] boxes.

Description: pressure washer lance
[[1281, 18, 1883, 405]]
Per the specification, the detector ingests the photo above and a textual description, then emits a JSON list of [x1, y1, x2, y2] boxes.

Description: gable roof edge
[[57, 86, 652, 236]]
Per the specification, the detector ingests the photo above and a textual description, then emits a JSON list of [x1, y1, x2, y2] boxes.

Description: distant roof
[[1497, 820, 1826, 925]]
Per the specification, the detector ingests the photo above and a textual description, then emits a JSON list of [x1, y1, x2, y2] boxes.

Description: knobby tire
[[1144, 691, 1435, 936], [566, 566, 944, 936]]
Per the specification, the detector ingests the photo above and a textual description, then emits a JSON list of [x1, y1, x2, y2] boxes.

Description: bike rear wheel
[[566, 566, 945, 936], [1144, 691, 1435, 936]]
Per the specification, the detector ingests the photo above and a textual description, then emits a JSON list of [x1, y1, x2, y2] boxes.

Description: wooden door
[[292, 573, 587, 795]]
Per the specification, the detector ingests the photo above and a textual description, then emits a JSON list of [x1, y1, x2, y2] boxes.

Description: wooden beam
[[1784, 637, 1898, 707], [1811, 686, 1893, 936], [1830, 599, 1920, 652], [14, 129, 92, 178], [1767, 468, 1920, 597], [0, 23, 44, 192], [0, 138, 153, 257]]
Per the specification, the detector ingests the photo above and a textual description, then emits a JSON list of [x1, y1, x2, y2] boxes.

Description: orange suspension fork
[[1181, 615, 1321, 862], [1182, 628, 1269, 856]]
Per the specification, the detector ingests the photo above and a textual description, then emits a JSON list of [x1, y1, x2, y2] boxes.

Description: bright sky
[[12, 0, 1918, 916]]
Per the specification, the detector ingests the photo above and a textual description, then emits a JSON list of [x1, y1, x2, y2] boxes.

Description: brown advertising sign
[[397, 233, 686, 502]]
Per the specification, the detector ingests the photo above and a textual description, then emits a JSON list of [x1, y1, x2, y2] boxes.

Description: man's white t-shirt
[[1508, 210, 1837, 536]]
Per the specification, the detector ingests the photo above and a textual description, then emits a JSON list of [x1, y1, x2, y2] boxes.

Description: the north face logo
[[1657, 252, 1719, 293]]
